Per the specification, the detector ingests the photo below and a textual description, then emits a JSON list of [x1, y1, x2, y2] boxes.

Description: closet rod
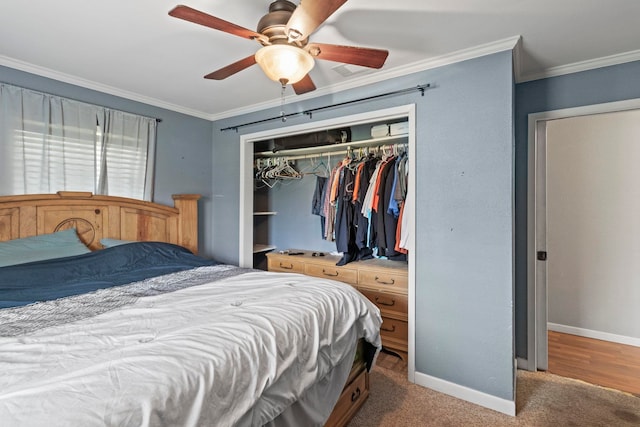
[[258, 142, 406, 162], [220, 83, 430, 132], [255, 133, 408, 159]]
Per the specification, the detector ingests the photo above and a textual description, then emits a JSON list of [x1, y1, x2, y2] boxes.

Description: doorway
[[527, 99, 640, 393]]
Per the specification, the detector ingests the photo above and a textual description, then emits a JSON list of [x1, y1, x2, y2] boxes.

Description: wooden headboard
[[0, 192, 200, 254]]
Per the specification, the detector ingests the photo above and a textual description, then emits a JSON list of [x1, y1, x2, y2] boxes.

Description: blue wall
[[0, 65, 215, 256], [267, 168, 342, 254], [212, 50, 516, 401], [416, 51, 514, 399], [514, 60, 640, 358]]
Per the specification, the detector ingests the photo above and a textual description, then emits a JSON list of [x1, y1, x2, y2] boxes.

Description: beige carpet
[[348, 365, 640, 426]]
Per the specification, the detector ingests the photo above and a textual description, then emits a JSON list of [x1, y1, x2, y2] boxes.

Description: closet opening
[[252, 118, 409, 269], [238, 104, 417, 381]]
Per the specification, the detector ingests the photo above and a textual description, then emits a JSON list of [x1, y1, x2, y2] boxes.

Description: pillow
[[100, 238, 135, 248], [0, 228, 91, 268]]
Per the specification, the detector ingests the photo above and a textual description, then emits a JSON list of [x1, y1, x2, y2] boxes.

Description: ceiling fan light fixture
[[255, 44, 314, 85]]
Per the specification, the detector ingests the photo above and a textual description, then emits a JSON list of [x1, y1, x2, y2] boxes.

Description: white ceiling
[[1, 0, 639, 120]]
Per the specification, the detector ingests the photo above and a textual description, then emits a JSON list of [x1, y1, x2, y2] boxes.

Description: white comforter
[[0, 268, 382, 427]]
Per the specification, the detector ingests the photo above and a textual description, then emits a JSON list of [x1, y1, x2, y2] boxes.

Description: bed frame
[[0, 191, 369, 426], [0, 192, 200, 254]]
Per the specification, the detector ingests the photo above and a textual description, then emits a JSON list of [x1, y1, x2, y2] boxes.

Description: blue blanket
[[0, 242, 217, 309]]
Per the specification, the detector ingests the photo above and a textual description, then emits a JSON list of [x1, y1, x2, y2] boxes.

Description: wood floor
[[377, 333, 640, 395], [548, 330, 640, 396]]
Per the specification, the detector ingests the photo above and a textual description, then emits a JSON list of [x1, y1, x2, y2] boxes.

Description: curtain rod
[[0, 81, 163, 123], [220, 83, 430, 132]]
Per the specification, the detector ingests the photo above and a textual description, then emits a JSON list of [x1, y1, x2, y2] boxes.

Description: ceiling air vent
[[332, 64, 369, 77]]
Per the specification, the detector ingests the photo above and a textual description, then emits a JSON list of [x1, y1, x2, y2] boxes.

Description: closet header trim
[[220, 84, 430, 132]]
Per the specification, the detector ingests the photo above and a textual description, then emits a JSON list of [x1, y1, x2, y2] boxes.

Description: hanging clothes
[[387, 161, 400, 219], [399, 172, 413, 252], [394, 199, 408, 255], [354, 156, 378, 259], [334, 164, 358, 265], [322, 163, 341, 241], [303, 144, 412, 265], [374, 157, 405, 260], [394, 153, 409, 255], [388, 152, 407, 219], [311, 175, 328, 238]]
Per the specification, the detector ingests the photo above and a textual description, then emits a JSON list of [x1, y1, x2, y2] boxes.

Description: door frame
[[526, 97, 640, 371], [238, 104, 417, 381]]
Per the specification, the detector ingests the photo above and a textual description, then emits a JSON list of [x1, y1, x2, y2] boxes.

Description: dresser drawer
[[358, 269, 407, 292], [379, 316, 408, 351], [358, 288, 408, 321], [305, 263, 358, 285], [267, 256, 305, 273], [324, 367, 369, 427]]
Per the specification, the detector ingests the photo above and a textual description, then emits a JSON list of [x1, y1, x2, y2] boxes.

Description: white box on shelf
[[371, 124, 389, 138], [389, 122, 409, 136]]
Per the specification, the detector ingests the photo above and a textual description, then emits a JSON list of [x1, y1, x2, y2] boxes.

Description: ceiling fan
[[169, 0, 389, 95]]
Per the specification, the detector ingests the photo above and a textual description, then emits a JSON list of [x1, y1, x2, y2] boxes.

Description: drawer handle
[[375, 276, 395, 285], [322, 269, 339, 277], [279, 262, 294, 270], [351, 387, 361, 402], [381, 325, 396, 333], [375, 296, 395, 307]]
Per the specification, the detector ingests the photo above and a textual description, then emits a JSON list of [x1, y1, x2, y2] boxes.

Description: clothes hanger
[[273, 159, 302, 180], [317, 157, 330, 177], [300, 156, 330, 177]]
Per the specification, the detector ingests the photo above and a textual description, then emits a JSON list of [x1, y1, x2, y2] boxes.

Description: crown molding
[[2, 37, 521, 122], [12, 36, 636, 121], [517, 48, 640, 83], [512, 36, 524, 83], [0, 55, 211, 120]]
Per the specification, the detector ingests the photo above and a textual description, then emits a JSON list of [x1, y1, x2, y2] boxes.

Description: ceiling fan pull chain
[[280, 83, 287, 122]]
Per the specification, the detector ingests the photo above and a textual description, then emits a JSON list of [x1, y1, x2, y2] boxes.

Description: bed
[[0, 192, 381, 427]]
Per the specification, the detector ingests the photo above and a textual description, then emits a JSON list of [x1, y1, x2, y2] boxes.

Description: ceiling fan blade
[[292, 74, 316, 95], [285, 0, 347, 42], [169, 5, 268, 44], [307, 43, 389, 69], [204, 55, 257, 80]]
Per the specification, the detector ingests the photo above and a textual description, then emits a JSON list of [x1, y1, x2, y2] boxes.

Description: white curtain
[[0, 83, 156, 200], [96, 109, 156, 200]]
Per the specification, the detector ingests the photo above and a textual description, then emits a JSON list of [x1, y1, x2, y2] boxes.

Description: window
[[0, 83, 156, 200]]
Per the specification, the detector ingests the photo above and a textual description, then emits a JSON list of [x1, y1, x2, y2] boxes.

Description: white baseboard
[[548, 323, 640, 348], [516, 357, 530, 370], [414, 371, 515, 416]]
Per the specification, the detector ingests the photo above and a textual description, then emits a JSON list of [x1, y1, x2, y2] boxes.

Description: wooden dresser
[[266, 250, 408, 361]]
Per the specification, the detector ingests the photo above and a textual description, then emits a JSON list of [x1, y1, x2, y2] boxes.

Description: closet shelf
[[253, 243, 277, 254], [254, 133, 408, 159]]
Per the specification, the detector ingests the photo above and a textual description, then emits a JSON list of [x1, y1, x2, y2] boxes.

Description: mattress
[[0, 243, 382, 426]]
